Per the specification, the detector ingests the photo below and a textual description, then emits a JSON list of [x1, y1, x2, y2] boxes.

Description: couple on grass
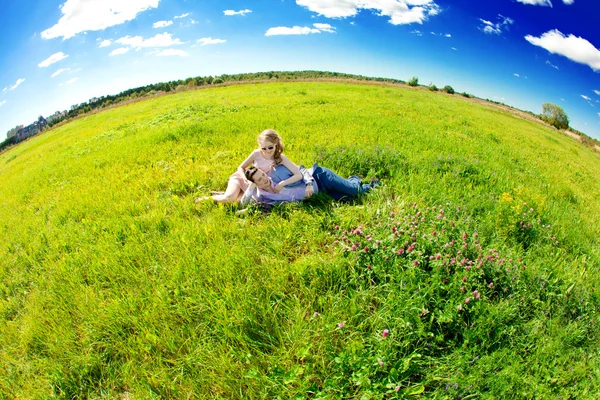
[[196, 129, 379, 207]]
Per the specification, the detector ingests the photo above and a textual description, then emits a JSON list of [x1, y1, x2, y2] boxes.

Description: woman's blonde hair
[[258, 129, 284, 165]]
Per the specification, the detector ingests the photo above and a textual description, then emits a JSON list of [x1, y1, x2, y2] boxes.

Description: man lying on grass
[[241, 163, 380, 206]]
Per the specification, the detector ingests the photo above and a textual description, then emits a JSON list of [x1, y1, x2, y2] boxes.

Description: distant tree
[[428, 83, 438, 91], [442, 85, 455, 94], [408, 76, 419, 87], [541, 102, 569, 130], [461, 92, 471, 98]]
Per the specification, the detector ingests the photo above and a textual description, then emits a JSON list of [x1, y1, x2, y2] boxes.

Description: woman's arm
[[273, 154, 303, 192], [236, 150, 258, 176]]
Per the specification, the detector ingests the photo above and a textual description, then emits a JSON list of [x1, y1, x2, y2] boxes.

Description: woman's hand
[[304, 185, 314, 198], [273, 182, 285, 193]]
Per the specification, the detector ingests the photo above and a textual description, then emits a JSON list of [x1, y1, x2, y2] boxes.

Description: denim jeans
[[312, 166, 372, 201]]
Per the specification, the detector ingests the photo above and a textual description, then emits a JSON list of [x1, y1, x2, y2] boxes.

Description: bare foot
[[194, 196, 212, 203]]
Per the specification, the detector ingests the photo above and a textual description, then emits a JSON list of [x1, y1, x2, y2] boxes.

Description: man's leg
[[313, 166, 372, 200]]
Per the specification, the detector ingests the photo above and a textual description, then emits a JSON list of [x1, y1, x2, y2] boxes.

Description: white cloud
[[266, 23, 336, 36], [174, 13, 189, 19], [525, 30, 600, 72], [515, 0, 552, 6], [445, 33, 451, 37], [451, 47, 457, 50], [4, 78, 25, 91], [155, 49, 189, 57], [51, 68, 70, 78], [115, 33, 184, 49], [581, 95, 591, 101], [153, 20, 173, 28], [563, 0, 574, 4], [109, 47, 130, 56], [41, 0, 159, 40], [411, 30, 423, 36], [38, 52, 68, 67], [479, 15, 513, 35], [313, 23, 336, 33], [594, 90, 600, 96], [296, 0, 440, 25], [514, 73, 520, 77], [190, 19, 198, 24], [66, 78, 78, 84], [0, 100, 5, 107], [545, 60, 559, 70], [224, 9, 252, 16], [196, 37, 227, 45], [98, 39, 112, 47]]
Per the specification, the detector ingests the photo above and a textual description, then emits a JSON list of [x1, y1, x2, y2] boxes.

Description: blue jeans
[[312, 166, 372, 201]]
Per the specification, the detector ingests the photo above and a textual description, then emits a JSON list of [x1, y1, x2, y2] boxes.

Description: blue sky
[[1, 0, 600, 139]]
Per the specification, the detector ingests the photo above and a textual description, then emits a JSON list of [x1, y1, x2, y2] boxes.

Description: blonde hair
[[258, 129, 284, 165]]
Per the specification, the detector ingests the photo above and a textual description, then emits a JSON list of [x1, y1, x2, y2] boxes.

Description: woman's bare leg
[[211, 181, 242, 203]]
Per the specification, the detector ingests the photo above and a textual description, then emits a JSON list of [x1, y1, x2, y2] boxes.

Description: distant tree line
[[2, 70, 599, 153]]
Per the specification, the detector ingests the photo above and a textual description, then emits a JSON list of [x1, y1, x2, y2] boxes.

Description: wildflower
[[435, 253, 441, 260], [382, 329, 389, 338], [473, 290, 480, 300], [364, 246, 369, 253], [395, 385, 401, 392], [413, 259, 419, 266], [465, 297, 470, 303], [333, 240, 339, 244], [366, 264, 371, 270], [379, 360, 384, 366], [397, 248, 405, 255], [390, 211, 395, 217], [337, 322, 345, 329], [313, 312, 319, 318], [462, 276, 467, 282], [335, 225, 340, 230], [457, 305, 463, 311], [489, 282, 494, 288]]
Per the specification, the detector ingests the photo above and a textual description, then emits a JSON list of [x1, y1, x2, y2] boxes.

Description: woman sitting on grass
[[196, 129, 302, 203]]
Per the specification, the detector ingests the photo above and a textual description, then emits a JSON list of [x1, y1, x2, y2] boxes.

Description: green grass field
[[1, 81, 599, 398]]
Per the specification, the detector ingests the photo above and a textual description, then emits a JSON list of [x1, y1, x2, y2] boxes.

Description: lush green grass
[[1, 81, 599, 398]]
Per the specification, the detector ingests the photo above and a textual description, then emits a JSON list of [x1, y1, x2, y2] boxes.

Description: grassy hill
[[1, 81, 599, 398]]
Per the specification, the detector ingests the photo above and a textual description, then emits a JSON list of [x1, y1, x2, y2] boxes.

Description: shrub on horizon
[[443, 85, 455, 95], [541, 102, 569, 130], [408, 76, 419, 87], [429, 83, 438, 91]]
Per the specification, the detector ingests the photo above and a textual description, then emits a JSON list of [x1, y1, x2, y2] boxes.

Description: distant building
[[14, 117, 48, 143]]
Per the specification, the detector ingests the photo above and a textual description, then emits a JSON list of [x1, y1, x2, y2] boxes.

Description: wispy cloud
[[479, 14, 514, 35], [514, 73, 520, 77], [411, 30, 423, 36], [266, 23, 336, 36], [153, 20, 173, 28], [525, 30, 600, 72], [155, 49, 189, 57], [313, 23, 335, 33], [51, 68, 70, 78], [563, 0, 574, 4], [515, 0, 552, 6], [451, 47, 457, 50], [546, 60, 559, 70], [594, 90, 600, 96], [38, 52, 68, 68], [196, 37, 226, 45], [109, 47, 130, 56], [174, 13, 189, 19], [41, 0, 159, 40], [296, 0, 440, 25], [65, 78, 78, 85], [115, 33, 184, 50], [224, 9, 252, 16], [581, 95, 591, 101], [0, 100, 6, 107], [3, 78, 25, 92], [98, 39, 112, 47]]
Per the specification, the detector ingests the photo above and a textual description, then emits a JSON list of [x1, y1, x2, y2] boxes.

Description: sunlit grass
[[0, 81, 599, 398]]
